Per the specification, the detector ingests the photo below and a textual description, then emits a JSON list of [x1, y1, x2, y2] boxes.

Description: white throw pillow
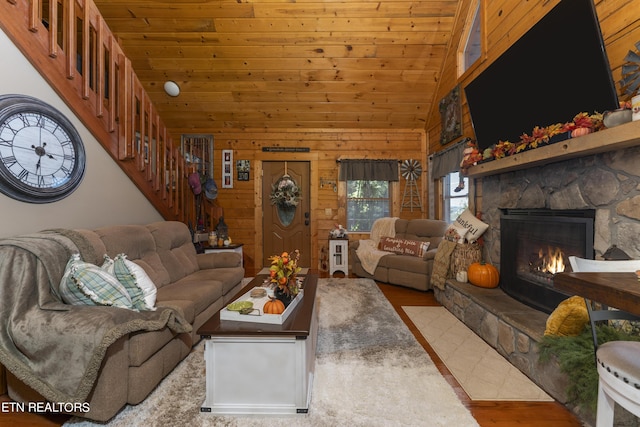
[[453, 209, 489, 243]]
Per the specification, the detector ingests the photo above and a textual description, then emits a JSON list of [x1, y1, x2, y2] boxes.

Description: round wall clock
[[0, 94, 86, 203]]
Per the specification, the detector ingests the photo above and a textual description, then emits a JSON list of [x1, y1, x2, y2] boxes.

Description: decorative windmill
[[400, 159, 422, 212], [619, 41, 640, 98]]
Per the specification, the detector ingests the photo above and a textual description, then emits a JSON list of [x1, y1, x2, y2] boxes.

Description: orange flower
[[573, 112, 595, 129], [268, 249, 302, 296], [492, 141, 513, 159]]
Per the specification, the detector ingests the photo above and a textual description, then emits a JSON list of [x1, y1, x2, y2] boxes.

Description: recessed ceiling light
[[164, 81, 180, 97]]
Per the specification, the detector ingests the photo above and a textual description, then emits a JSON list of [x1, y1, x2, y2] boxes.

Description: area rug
[[403, 306, 553, 402], [65, 278, 479, 427]]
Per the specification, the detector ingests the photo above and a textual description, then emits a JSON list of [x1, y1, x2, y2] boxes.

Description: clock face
[[0, 95, 85, 203]]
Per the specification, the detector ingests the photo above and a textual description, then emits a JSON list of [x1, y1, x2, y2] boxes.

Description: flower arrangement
[[459, 108, 617, 174], [268, 249, 302, 297], [270, 174, 301, 207]]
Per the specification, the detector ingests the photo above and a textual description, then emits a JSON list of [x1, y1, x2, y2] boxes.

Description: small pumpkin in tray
[[263, 298, 285, 315]]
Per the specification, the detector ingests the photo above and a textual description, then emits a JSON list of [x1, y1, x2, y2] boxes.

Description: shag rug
[[403, 306, 553, 402], [65, 278, 479, 427]]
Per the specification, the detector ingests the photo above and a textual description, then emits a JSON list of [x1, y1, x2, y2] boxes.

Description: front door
[[262, 161, 311, 268]]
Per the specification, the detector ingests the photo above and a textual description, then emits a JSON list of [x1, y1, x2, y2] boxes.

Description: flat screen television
[[464, 0, 619, 152]]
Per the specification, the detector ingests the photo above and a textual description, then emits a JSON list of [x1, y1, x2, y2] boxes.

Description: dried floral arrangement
[[460, 103, 631, 174]]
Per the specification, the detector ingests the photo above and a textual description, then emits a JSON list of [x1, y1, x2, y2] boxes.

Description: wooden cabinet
[[329, 239, 349, 276]]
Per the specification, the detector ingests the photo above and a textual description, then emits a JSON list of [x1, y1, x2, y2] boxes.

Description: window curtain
[[338, 159, 399, 181], [431, 139, 467, 178]]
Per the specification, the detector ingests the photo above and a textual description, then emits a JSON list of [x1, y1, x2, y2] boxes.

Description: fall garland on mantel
[[460, 102, 632, 174]]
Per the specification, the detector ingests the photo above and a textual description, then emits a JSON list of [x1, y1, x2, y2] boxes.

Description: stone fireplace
[[481, 144, 640, 273], [434, 141, 640, 423], [500, 208, 595, 314]]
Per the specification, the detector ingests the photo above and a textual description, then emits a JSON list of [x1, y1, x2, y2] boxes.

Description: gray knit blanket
[[430, 240, 458, 290]]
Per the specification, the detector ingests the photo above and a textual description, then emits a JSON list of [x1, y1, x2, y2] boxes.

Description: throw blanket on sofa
[[430, 240, 458, 290], [0, 232, 192, 405], [356, 217, 398, 275]]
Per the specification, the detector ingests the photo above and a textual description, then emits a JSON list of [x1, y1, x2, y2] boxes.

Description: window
[[346, 180, 390, 232], [339, 159, 398, 232], [443, 172, 468, 222], [458, 1, 482, 76]]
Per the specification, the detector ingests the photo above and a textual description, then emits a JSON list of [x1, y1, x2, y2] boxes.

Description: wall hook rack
[[320, 178, 337, 192]]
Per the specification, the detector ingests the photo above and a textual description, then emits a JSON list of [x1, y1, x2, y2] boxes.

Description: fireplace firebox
[[500, 209, 595, 314]]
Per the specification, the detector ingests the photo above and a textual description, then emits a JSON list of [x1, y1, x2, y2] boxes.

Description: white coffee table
[[198, 274, 318, 415]]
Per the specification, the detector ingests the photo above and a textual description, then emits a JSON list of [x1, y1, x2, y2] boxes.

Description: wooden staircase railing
[[0, 0, 208, 227]]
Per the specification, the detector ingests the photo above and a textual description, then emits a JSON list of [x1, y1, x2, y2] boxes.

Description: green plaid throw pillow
[[59, 254, 134, 309], [104, 254, 156, 311]]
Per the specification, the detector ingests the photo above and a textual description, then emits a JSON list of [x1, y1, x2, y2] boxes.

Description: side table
[[205, 243, 243, 267], [329, 238, 348, 275]]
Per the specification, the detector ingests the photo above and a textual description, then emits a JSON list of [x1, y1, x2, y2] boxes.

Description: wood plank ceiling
[[94, 0, 459, 134]]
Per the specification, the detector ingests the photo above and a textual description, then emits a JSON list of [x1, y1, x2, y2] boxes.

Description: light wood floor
[[0, 272, 582, 427]]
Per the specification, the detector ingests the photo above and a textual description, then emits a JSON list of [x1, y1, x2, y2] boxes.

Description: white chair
[[568, 256, 640, 427]]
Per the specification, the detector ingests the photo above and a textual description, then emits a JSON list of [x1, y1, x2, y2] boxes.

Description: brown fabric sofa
[[349, 218, 447, 291], [1, 221, 244, 421]]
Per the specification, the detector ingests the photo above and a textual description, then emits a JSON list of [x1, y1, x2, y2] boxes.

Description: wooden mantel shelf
[[466, 119, 640, 178]]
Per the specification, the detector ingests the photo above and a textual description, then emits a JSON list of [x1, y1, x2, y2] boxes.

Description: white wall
[[0, 28, 163, 238]]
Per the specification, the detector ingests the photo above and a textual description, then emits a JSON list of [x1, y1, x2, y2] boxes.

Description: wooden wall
[[171, 0, 640, 272], [181, 128, 427, 272], [425, 0, 640, 214]]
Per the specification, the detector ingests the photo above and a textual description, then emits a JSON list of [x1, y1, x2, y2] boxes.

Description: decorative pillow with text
[[378, 237, 431, 259], [453, 208, 489, 243]]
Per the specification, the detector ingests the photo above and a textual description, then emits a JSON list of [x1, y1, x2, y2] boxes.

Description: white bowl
[[603, 109, 632, 128]]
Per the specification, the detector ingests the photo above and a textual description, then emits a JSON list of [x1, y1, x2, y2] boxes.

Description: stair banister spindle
[[1, 0, 192, 223]]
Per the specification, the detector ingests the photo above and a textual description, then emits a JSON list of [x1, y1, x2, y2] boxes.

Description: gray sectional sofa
[[349, 218, 448, 291], [0, 221, 244, 421]]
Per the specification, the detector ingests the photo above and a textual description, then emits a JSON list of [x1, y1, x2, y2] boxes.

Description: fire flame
[[537, 246, 565, 274]]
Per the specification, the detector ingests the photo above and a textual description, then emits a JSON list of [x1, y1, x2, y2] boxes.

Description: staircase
[[0, 0, 217, 229]]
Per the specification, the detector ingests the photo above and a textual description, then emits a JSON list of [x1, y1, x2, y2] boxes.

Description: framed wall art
[[222, 149, 233, 188], [236, 160, 250, 181], [439, 85, 462, 145]]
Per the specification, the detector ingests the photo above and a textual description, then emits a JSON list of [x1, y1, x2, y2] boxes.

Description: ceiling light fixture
[[164, 80, 180, 97]]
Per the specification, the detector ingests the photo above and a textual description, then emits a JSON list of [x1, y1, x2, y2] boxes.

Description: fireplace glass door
[[500, 209, 594, 313]]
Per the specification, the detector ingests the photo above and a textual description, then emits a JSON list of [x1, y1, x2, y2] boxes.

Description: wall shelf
[[466, 119, 640, 178]]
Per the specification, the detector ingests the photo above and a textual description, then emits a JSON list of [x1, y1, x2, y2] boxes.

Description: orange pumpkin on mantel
[[570, 127, 592, 138], [468, 262, 500, 288], [263, 298, 285, 314]]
